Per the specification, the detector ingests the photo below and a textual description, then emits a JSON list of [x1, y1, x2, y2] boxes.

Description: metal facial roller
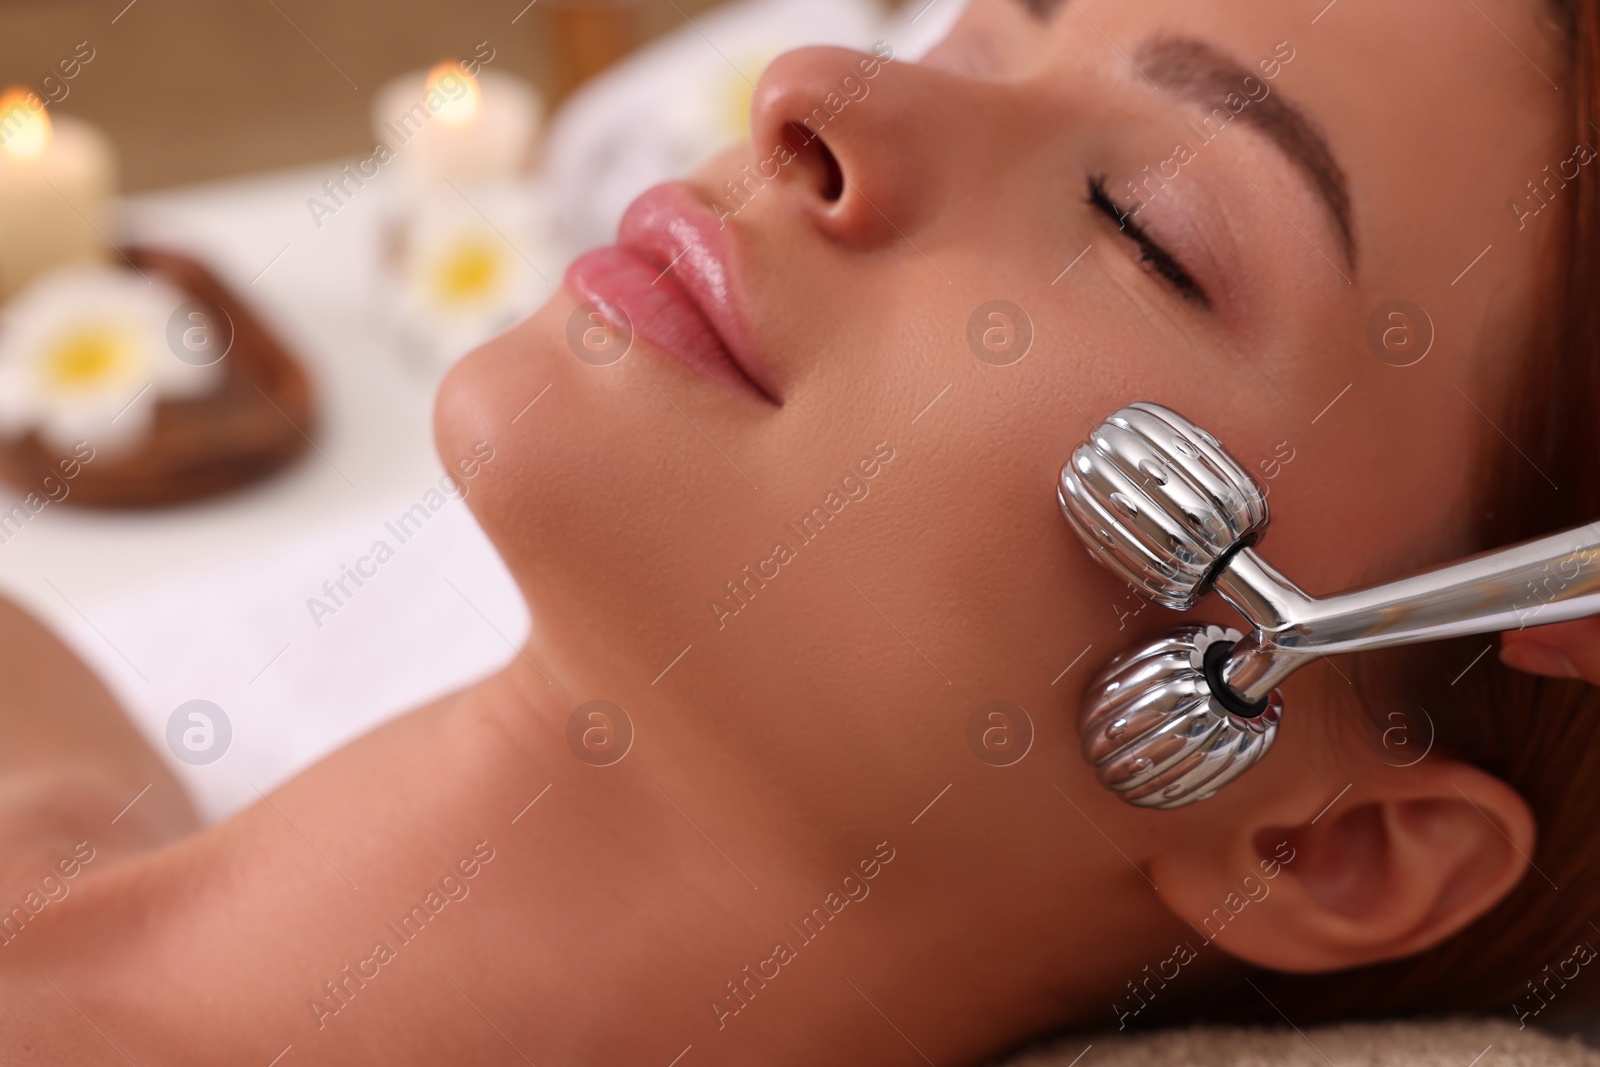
[[1058, 402, 1600, 810]]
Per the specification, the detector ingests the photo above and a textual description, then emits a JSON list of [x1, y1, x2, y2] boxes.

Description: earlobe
[[1147, 758, 1535, 975]]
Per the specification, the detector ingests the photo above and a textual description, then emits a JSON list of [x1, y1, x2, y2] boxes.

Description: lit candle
[[370, 59, 541, 199], [0, 90, 116, 301]]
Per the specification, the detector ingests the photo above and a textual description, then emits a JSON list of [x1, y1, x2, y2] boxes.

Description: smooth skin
[[0, 0, 1576, 1062], [1503, 618, 1600, 680]]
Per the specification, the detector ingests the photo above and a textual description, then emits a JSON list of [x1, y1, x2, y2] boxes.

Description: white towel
[[48, 494, 527, 822], [1002, 1019, 1598, 1067]]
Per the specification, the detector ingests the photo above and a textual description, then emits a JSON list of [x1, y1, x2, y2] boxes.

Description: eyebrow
[[1132, 34, 1356, 267]]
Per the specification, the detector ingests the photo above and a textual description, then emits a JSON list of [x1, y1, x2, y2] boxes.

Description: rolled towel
[[999, 1018, 1599, 1067]]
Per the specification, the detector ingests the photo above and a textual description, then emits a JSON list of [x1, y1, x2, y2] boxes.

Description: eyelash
[[1086, 176, 1211, 310]]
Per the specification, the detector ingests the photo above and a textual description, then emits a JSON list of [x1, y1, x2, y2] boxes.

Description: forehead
[[1019, 0, 1567, 125], [1016, 0, 1571, 280]]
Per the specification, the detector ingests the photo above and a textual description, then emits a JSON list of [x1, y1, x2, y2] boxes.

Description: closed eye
[[1087, 176, 1211, 310]]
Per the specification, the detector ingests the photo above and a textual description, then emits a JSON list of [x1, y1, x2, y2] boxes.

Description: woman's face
[[438, 0, 1566, 844]]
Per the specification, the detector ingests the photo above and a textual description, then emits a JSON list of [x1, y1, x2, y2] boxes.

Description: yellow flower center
[[433, 239, 503, 306], [42, 325, 134, 390]]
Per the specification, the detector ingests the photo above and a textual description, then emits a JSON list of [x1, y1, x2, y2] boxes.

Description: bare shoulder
[[0, 673, 551, 1064], [0, 771, 172, 906]]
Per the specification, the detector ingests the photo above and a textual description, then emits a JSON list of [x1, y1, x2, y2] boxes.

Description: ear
[[1146, 754, 1535, 973]]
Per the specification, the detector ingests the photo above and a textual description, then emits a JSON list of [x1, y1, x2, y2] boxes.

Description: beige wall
[[0, 0, 725, 191]]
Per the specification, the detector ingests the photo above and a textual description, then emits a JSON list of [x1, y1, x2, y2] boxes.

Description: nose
[[747, 44, 942, 248]]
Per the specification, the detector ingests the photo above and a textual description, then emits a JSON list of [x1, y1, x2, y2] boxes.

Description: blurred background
[[0, 0, 952, 820], [1, 0, 724, 190]]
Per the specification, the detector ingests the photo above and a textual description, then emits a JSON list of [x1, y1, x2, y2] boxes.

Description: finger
[[1499, 617, 1600, 683]]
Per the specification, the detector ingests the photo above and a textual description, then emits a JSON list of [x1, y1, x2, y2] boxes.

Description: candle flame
[[0, 88, 51, 161], [426, 61, 482, 128]]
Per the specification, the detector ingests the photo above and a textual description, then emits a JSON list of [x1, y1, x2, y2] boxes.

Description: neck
[[47, 656, 1209, 1065], [457, 659, 1205, 1064]]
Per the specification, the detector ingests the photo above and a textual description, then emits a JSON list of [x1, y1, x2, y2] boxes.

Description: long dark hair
[[1150, 0, 1600, 1028]]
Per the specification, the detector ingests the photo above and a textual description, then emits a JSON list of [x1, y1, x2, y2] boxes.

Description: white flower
[[394, 190, 545, 368], [405, 210, 525, 319], [0, 265, 220, 454]]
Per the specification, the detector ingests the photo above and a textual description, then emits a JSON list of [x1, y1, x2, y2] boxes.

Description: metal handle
[[1214, 526, 1600, 704]]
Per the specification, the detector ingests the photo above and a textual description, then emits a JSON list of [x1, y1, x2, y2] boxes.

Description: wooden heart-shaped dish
[[0, 246, 316, 508]]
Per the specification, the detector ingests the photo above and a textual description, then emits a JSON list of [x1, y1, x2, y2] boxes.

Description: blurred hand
[[1500, 617, 1600, 684]]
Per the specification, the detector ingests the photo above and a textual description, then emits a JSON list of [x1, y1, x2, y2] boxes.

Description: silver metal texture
[[1060, 402, 1600, 809]]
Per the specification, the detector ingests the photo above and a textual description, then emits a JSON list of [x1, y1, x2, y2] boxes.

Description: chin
[[429, 296, 770, 689], [433, 302, 576, 575]]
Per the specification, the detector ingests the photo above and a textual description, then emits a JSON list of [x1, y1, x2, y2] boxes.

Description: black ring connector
[[1202, 638, 1272, 719]]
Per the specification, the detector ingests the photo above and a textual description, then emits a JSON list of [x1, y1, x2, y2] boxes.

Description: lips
[[564, 183, 779, 404]]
